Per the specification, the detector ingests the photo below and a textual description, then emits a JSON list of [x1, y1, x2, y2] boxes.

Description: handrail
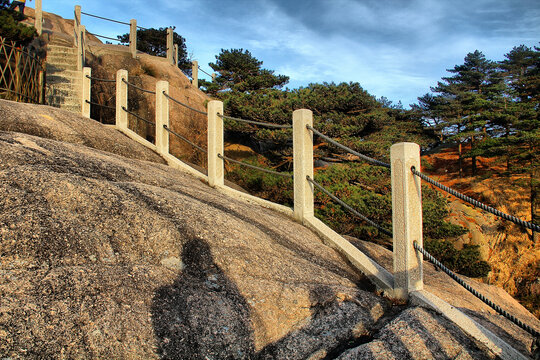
[[162, 91, 208, 115], [81, 11, 148, 30], [219, 114, 292, 129], [163, 125, 207, 154], [219, 153, 293, 178], [122, 78, 156, 95]]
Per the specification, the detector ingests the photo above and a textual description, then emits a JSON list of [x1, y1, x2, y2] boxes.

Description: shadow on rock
[[151, 238, 255, 359]]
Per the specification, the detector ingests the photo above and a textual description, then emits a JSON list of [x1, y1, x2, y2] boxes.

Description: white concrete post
[[155, 81, 169, 155], [35, 0, 42, 35], [192, 60, 198, 88], [74, 5, 81, 46], [129, 19, 137, 59], [82, 67, 91, 118], [76, 25, 84, 71], [166, 27, 174, 65], [207, 100, 224, 187], [116, 69, 128, 130], [174, 44, 179, 67], [212, 73, 216, 82], [391, 142, 423, 300], [293, 109, 314, 222]]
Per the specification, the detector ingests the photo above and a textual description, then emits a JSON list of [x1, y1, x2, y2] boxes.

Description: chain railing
[[0, 37, 45, 104]]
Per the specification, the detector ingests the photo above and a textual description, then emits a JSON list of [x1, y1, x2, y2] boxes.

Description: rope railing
[[307, 125, 391, 169], [121, 106, 155, 126], [85, 74, 116, 83], [85, 99, 115, 111], [163, 125, 207, 154], [414, 241, 540, 337], [218, 154, 293, 178], [80, 11, 148, 29], [197, 65, 213, 78], [307, 176, 393, 236], [162, 91, 208, 116], [219, 114, 293, 129], [411, 167, 540, 232], [87, 32, 124, 43], [122, 78, 156, 95]]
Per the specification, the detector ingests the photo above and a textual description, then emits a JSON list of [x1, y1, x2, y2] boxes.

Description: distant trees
[[200, 48, 289, 94], [417, 45, 539, 228], [117, 27, 191, 74], [0, 0, 37, 46]]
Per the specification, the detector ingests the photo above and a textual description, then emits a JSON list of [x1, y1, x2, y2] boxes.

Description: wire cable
[[85, 99, 115, 111], [121, 106, 155, 126], [411, 167, 540, 232], [307, 125, 391, 169], [162, 92, 208, 116], [218, 154, 293, 178], [414, 241, 540, 337], [163, 125, 207, 154], [307, 176, 393, 236], [219, 114, 292, 129], [87, 32, 123, 43], [121, 79, 156, 94]]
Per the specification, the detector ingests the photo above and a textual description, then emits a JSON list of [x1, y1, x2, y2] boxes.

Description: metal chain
[[307, 176, 393, 236], [414, 241, 540, 337], [218, 154, 293, 178], [85, 99, 115, 111], [86, 75, 116, 83], [121, 106, 155, 126], [219, 114, 292, 129], [162, 92, 208, 116], [306, 125, 391, 169], [411, 167, 540, 232], [163, 125, 207, 154], [121, 79, 156, 94]]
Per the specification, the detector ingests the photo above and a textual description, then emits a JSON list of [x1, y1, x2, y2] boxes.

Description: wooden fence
[[0, 37, 45, 104]]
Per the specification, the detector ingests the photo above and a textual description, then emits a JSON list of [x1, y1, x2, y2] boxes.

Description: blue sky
[[43, 0, 539, 106]]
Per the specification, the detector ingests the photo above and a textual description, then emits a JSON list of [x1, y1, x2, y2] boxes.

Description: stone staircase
[[45, 38, 81, 113]]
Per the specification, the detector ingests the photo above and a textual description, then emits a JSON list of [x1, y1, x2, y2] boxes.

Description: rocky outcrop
[[0, 101, 528, 359]]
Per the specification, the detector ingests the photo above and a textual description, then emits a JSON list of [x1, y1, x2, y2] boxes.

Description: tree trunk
[[458, 142, 463, 178]]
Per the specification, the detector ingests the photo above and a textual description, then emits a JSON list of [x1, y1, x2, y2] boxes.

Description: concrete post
[[74, 5, 81, 46], [174, 44, 179, 67], [207, 100, 224, 187], [38, 70, 44, 104], [129, 19, 137, 59], [155, 81, 169, 155], [166, 27, 174, 65], [192, 60, 198, 88], [76, 25, 85, 70], [391, 142, 423, 300], [116, 69, 128, 130], [82, 67, 91, 118], [35, 0, 42, 35], [293, 109, 314, 222], [212, 73, 216, 82]]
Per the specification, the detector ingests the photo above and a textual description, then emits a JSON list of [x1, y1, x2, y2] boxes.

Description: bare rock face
[[0, 103, 512, 359]]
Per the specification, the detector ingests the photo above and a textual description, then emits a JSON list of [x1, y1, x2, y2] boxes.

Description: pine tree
[[201, 49, 289, 94]]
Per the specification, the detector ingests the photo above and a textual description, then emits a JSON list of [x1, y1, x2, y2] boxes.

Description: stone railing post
[[129, 19, 137, 59], [116, 69, 128, 130], [207, 100, 224, 187], [212, 73, 216, 82], [76, 25, 85, 70], [391, 142, 423, 300], [293, 109, 314, 223], [38, 70, 44, 104], [192, 60, 198, 88], [173, 44, 179, 67], [35, 0, 42, 35], [82, 67, 91, 117], [74, 5, 81, 46], [155, 81, 169, 155], [166, 27, 174, 65]]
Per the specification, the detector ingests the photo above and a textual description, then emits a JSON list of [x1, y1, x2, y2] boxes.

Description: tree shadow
[[151, 238, 256, 359]]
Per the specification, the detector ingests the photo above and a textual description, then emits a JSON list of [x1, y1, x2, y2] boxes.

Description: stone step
[[47, 45, 78, 55], [46, 95, 81, 107], [46, 53, 78, 62], [46, 61, 78, 72], [46, 83, 80, 94]]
